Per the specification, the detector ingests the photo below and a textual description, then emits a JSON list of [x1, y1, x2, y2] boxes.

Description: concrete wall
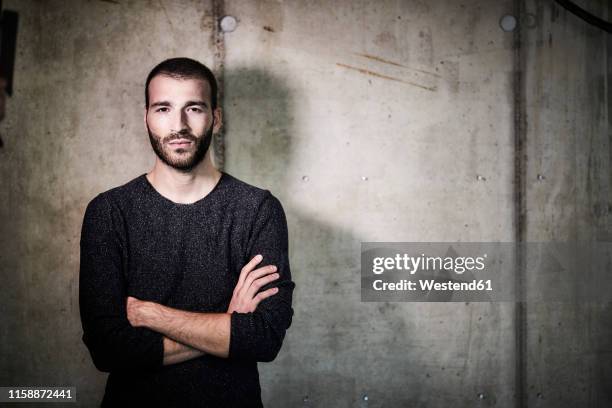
[[0, 0, 609, 407], [522, 1, 612, 407], [0, 0, 221, 405], [221, 1, 517, 406]]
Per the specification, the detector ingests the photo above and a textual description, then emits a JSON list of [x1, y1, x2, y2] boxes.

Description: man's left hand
[[127, 296, 158, 327]]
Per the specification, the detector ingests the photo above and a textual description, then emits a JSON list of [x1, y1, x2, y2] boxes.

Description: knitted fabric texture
[[78, 172, 295, 407]]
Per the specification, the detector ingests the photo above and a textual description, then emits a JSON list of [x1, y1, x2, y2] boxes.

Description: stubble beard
[[147, 122, 214, 173]]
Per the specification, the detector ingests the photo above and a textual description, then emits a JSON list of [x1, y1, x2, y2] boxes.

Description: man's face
[[145, 74, 219, 172]]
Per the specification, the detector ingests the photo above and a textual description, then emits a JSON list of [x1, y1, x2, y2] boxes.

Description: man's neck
[[146, 154, 223, 205]]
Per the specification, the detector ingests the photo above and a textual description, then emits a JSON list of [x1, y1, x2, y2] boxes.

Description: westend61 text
[[373, 279, 493, 291]]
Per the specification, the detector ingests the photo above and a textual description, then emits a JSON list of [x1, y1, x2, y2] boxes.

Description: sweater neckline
[[140, 171, 227, 207]]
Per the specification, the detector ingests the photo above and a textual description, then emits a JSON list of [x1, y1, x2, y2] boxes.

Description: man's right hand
[[227, 254, 280, 314]]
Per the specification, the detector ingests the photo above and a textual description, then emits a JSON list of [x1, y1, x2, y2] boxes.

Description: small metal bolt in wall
[[302, 395, 309, 403], [476, 175, 486, 181], [219, 15, 238, 33], [537, 174, 546, 181], [537, 392, 544, 399], [499, 14, 517, 32], [524, 13, 537, 28], [477, 392, 485, 400], [361, 176, 368, 181], [362, 394, 369, 401], [302, 175, 309, 182]]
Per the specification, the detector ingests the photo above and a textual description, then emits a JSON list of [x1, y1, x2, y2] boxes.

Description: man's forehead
[[149, 74, 211, 100]]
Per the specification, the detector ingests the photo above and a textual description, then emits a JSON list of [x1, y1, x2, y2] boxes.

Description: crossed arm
[[127, 255, 280, 363], [162, 336, 205, 365], [79, 192, 294, 372]]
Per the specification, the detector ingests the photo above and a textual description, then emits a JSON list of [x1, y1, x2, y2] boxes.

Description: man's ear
[[212, 107, 223, 134]]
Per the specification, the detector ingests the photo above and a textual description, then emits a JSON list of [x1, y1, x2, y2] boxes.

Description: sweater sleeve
[[78, 193, 164, 373], [228, 192, 296, 362]]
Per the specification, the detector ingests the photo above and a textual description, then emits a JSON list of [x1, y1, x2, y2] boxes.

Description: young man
[[78, 58, 295, 407]]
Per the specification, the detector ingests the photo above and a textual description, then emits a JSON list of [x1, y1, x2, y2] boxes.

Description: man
[[78, 57, 295, 407]]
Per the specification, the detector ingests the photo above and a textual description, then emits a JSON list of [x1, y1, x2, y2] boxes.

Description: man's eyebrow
[[149, 100, 208, 108], [150, 101, 172, 108], [184, 100, 209, 108]]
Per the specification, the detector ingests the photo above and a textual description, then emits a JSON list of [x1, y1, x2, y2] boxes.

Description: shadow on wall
[[222, 68, 428, 407]]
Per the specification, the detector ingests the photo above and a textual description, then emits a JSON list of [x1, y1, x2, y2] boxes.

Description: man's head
[[144, 58, 221, 172]]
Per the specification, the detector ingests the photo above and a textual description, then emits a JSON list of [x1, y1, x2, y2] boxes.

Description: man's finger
[[244, 265, 277, 289], [253, 287, 279, 307], [246, 272, 280, 299], [237, 254, 263, 289]]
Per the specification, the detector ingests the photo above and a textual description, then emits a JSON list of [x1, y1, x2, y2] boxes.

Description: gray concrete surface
[[522, 1, 612, 407], [0, 0, 609, 407]]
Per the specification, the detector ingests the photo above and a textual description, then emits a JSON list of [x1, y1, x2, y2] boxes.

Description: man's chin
[[165, 158, 197, 170], [158, 150, 206, 171]]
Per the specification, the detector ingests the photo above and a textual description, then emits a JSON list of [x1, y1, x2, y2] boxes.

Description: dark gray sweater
[[78, 171, 295, 407]]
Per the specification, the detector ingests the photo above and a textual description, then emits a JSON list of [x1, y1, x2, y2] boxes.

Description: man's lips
[[168, 139, 193, 147]]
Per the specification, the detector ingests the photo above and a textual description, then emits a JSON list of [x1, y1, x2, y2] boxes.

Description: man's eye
[[156, 107, 169, 113], [189, 107, 203, 113]]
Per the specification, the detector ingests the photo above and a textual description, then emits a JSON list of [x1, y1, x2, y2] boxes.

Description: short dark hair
[[145, 57, 218, 110]]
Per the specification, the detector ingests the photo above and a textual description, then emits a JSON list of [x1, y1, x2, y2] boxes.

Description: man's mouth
[[168, 139, 193, 147]]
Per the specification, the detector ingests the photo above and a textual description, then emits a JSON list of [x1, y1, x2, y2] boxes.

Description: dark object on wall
[[555, 0, 612, 34], [0, 1, 18, 148], [0, 7, 19, 96]]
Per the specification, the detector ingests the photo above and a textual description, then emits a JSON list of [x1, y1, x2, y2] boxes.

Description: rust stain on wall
[[356, 52, 405, 67], [355, 52, 442, 78], [336, 63, 437, 92]]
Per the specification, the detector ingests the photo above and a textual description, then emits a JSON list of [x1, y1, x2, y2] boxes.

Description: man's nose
[[171, 109, 189, 133]]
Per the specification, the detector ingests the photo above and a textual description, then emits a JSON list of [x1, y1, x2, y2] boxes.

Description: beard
[[147, 123, 213, 173]]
